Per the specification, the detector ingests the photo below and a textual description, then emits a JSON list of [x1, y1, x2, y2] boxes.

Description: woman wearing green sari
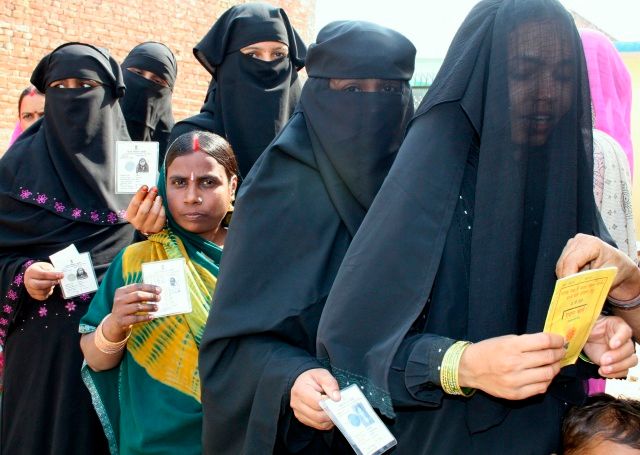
[[79, 131, 238, 455]]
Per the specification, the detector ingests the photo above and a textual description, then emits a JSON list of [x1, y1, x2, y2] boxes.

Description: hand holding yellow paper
[[543, 267, 617, 367]]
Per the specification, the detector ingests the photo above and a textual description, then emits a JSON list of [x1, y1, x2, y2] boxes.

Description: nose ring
[[196, 196, 203, 204]]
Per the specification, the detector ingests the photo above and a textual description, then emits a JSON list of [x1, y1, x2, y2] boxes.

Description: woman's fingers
[[292, 402, 334, 430], [599, 352, 638, 378], [24, 262, 64, 300], [519, 332, 565, 352], [125, 185, 149, 221], [121, 302, 158, 315], [27, 269, 63, 281], [518, 347, 566, 370], [111, 284, 161, 330], [127, 187, 162, 232], [291, 368, 339, 430], [149, 205, 167, 233], [28, 278, 61, 289], [140, 196, 164, 233], [115, 290, 160, 307], [119, 312, 155, 327], [115, 283, 160, 300]]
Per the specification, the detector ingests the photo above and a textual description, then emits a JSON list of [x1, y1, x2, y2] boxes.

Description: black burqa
[[120, 41, 177, 161], [168, 2, 306, 178], [316, 1, 602, 453], [198, 21, 415, 454], [0, 43, 134, 455]]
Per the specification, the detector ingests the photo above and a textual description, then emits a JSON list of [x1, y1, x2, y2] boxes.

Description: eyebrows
[[168, 173, 221, 182], [243, 45, 288, 52]]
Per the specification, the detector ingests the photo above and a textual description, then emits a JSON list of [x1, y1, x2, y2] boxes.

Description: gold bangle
[[440, 341, 475, 397], [94, 314, 131, 354]]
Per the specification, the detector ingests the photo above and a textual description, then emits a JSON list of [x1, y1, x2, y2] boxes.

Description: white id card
[[319, 384, 397, 455], [141, 258, 192, 317], [49, 245, 98, 299], [115, 141, 159, 193]]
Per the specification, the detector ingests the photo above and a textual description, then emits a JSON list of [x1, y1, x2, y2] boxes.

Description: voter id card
[[49, 244, 98, 299], [320, 384, 397, 455], [141, 258, 192, 317]]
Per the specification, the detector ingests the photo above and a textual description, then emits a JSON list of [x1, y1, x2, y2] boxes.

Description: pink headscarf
[[580, 29, 634, 176], [8, 121, 23, 148]]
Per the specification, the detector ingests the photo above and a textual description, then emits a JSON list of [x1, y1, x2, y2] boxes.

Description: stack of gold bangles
[[94, 314, 131, 354], [440, 340, 476, 397]]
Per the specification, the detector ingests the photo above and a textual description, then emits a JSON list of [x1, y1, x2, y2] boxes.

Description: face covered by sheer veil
[[317, 0, 599, 434]]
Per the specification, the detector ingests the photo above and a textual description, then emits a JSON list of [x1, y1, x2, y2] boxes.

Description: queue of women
[[1, 1, 639, 454]]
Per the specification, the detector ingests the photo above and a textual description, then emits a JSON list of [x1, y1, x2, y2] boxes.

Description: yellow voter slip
[[543, 266, 617, 367]]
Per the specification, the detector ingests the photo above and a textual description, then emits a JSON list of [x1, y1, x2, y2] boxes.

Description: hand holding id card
[[141, 258, 192, 317], [320, 384, 397, 455], [49, 244, 98, 299]]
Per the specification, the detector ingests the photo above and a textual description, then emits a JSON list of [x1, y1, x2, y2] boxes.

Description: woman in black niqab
[[120, 41, 177, 161], [198, 21, 415, 454], [316, 1, 632, 453], [167, 2, 306, 179], [0, 42, 134, 455]]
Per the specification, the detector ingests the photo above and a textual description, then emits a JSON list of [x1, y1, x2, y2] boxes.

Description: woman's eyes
[[245, 51, 287, 60], [22, 113, 33, 120], [342, 84, 401, 93], [51, 81, 97, 88], [171, 179, 218, 188], [382, 83, 402, 93]]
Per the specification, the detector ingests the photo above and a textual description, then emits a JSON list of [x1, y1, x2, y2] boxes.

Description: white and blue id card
[[319, 384, 397, 455], [49, 244, 98, 299], [115, 141, 159, 194]]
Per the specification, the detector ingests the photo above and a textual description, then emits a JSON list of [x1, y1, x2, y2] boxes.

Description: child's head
[[563, 395, 640, 454]]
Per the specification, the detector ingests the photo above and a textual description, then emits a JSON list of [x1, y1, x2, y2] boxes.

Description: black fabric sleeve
[[201, 334, 326, 455], [388, 333, 456, 407]]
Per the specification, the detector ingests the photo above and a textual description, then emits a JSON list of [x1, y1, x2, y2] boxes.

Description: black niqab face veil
[[301, 21, 415, 218], [120, 42, 177, 146], [0, 42, 132, 240], [192, 2, 307, 178], [317, 0, 598, 429]]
